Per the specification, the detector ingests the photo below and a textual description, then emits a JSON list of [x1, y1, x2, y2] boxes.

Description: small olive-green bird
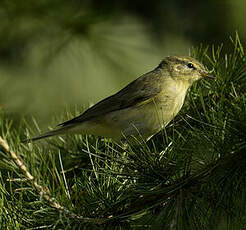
[[27, 56, 213, 143]]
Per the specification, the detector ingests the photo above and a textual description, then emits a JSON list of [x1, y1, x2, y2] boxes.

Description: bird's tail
[[23, 125, 75, 143]]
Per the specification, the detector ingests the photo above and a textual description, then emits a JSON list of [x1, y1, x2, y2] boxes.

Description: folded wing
[[59, 69, 164, 127]]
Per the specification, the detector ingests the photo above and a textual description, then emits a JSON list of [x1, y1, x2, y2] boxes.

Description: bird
[[25, 56, 214, 143]]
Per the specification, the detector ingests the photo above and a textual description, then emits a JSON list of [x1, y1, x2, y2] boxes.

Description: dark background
[[0, 0, 244, 126]]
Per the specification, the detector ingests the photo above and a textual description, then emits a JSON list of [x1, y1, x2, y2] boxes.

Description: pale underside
[[68, 81, 188, 142]]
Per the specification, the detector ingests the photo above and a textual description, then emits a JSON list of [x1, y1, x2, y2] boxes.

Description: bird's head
[[159, 56, 214, 85]]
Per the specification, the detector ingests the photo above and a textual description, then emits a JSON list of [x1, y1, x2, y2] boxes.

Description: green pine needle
[[0, 34, 246, 229]]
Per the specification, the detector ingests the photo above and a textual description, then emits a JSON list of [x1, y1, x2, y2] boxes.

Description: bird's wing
[[59, 69, 164, 127]]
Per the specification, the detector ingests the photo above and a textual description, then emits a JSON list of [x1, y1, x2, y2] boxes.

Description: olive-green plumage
[[27, 56, 213, 142]]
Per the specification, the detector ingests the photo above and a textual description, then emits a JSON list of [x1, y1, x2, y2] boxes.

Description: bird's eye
[[187, 63, 195, 69]]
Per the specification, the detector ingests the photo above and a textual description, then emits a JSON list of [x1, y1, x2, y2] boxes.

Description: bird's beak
[[200, 70, 215, 79]]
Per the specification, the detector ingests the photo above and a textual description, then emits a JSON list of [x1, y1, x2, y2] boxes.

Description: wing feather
[[59, 68, 165, 127]]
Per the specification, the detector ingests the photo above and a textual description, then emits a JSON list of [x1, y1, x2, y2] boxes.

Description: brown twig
[[0, 136, 106, 224]]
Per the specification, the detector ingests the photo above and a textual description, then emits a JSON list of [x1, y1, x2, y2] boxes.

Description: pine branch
[[0, 33, 246, 229], [0, 136, 107, 224]]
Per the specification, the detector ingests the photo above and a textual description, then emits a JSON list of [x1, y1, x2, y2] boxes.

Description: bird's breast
[[157, 84, 188, 122]]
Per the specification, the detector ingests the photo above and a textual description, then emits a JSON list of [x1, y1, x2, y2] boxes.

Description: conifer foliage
[[0, 35, 246, 229]]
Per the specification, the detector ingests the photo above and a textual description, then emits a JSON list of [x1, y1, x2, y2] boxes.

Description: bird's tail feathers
[[23, 125, 74, 143]]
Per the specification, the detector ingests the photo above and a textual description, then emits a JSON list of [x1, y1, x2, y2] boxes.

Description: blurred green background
[[0, 0, 245, 127]]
